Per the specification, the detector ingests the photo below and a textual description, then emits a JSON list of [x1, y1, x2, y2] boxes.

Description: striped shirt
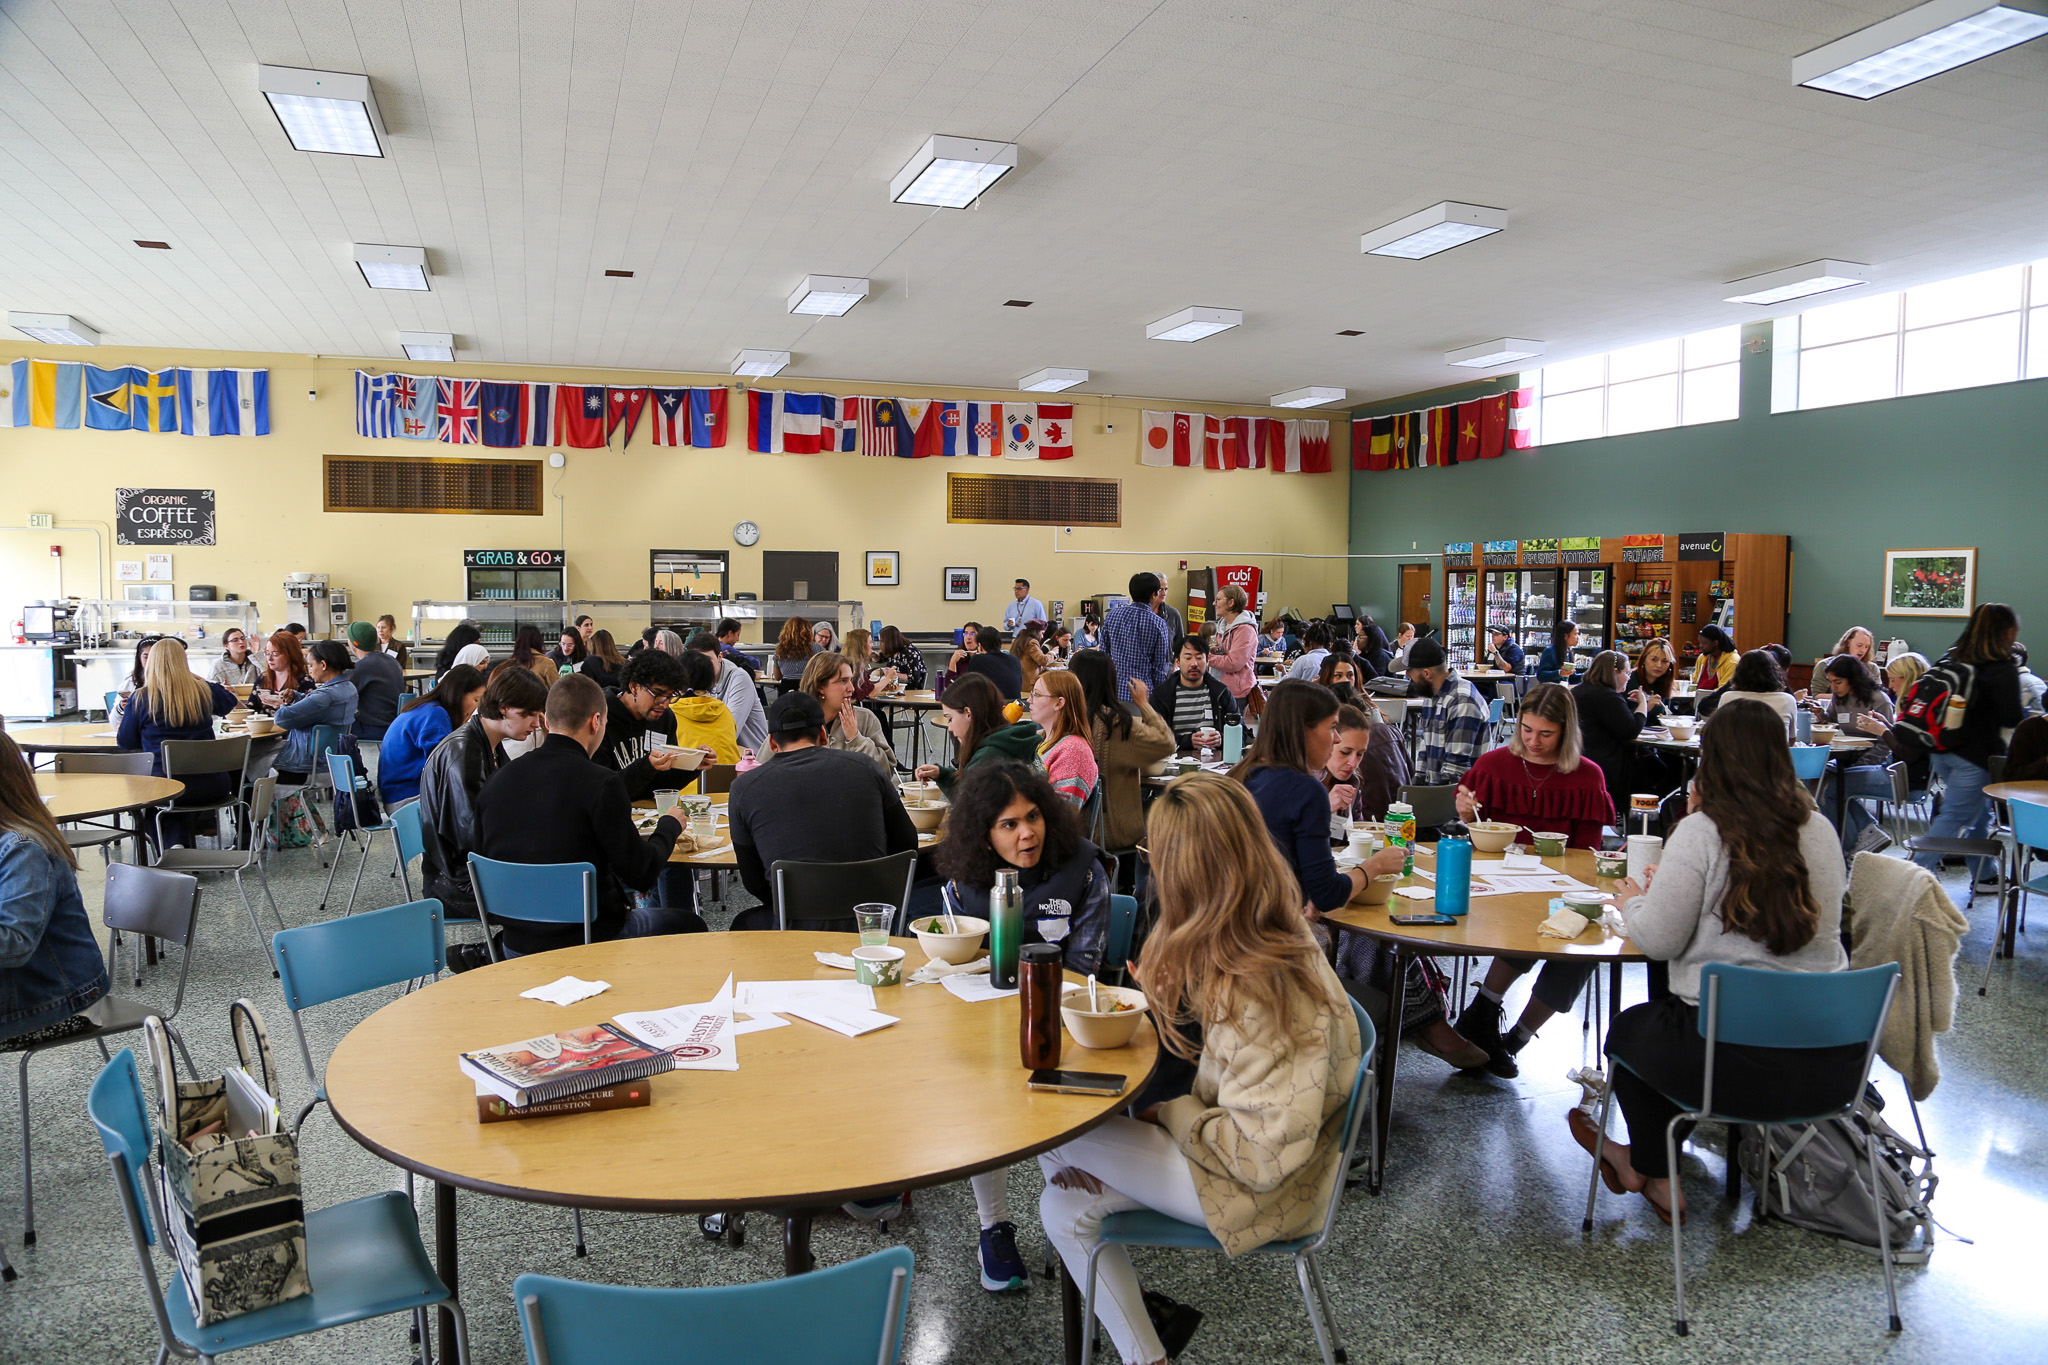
[[1171, 683, 1215, 742]]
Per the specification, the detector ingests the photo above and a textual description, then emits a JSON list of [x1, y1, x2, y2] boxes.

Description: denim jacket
[[274, 677, 358, 772], [0, 832, 110, 1037]]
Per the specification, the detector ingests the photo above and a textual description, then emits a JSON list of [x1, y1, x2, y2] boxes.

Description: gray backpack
[[1737, 1094, 1940, 1263]]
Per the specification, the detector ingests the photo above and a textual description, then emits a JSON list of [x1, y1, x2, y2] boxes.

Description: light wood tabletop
[[648, 794, 940, 866], [35, 773, 185, 820], [1324, 844, 1640, 962], [1987, 780, 2048, 805], [5, 723, 127, 754]]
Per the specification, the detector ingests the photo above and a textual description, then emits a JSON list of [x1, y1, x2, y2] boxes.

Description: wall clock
[[733, 520, 760, 547]]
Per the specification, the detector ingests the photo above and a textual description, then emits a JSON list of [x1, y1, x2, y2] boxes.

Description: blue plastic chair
[[87, 1049, 472, 1365], [274, 898, 446, 1133], [1485, 694, 1507, 744], [1078, 999, 1375, 1365], [391, 799, 425, 902], [320, 750, 397, 916], [467, 855, 597, 964], [514, 1245, 911, 1365], [1581, 962, 1902, 1336], [1102, 894, 1139, 984], [1789, 742, 1831, 789], [1992, 797, 2048, 996]]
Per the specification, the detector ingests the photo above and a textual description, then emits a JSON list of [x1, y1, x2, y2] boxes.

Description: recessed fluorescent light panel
[[8, 312, 99, 345], [258, 65, 385, 156], [891, 135, 1019, 208], [1146, 307, 1242, 343], [354, 244, 430, 291], [788, 275, 870, 316], [399, 331, 454, 362], [1270, 386, 1347, 408], [1020, 368, 1088, 393], [1723, 260, 1869, 305], [733, 350, 792, 378], [1445, 339, 1544, 368], [1360, 201, 1508, 259], [1793, 0, 2048, 98]]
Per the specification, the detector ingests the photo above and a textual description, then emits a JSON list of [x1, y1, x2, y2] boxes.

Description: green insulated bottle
[[990, 868, 1023, 990]]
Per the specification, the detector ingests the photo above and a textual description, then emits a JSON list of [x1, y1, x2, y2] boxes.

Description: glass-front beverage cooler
[[1444, 569, 1482, 668], [1517, 570, 1561, 655], [463, 549, 566, 601], [1565, 568, 1611, 653], [1483, 570, 1523, 656]]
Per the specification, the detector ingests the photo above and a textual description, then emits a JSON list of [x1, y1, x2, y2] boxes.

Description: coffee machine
[[283, 573, 339, 639], [20, 600, 77, 643]]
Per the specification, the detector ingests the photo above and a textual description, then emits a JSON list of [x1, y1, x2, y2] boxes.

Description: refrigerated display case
[[463, 549, 566, 602], [1483, 570, 1523, 657], [1444, 569, 1482, 668], [1565, 568, 1611, 653], [1517, 570, 1560, 655]]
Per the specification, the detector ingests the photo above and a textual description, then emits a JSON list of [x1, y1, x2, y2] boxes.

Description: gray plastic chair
[[771, 851, 916, 932], [153, 775, 286, 975], [153, 734, 252, 849], [1398, 783, 1460, 831]]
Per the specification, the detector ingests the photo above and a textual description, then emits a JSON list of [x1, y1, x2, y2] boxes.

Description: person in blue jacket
[[116, 637, 238, 848], [375, 664, 486, 806], [272, 640, 359, 783], [0, 734, 109, 1049], [1537, 622, 1580, 683], [1487, 625, 1526, 674]]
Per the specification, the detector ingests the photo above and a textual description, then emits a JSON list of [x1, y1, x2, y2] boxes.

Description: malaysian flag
[[858, 397, 900, 457], [436, 378, 481, 444], [354, 370, 396, 438]]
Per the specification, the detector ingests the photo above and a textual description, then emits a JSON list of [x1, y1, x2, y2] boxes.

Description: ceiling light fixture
[[1722, 259, 1869, 305], [399, 331, 454, 362], [257, 65, 385, 156], [1020, 368, 1088, 393], [1146, 306, 1242, 343], [8, 312, 99, 345], [788, 274, 870, 316], [354, 243, 430, 291], [890, 135, 1018, 208], [1445, 338, 1545, 368], [733, 349, 792, 378], [1270, 386, 1346, 408], [1793, 0, 2048, 98], [1360, 201, 1508, 259], [604, 269, 634, 278], [1004, 299, 1033, 308]]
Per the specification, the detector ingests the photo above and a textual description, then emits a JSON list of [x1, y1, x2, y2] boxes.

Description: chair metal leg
[[1304, 1250, 1347, 1364], [231, 872, 276, 976], [18, 1051, 36, 1246], [1296, 1251, 1340, 1365], [316, 830, 349, 913], [570, 1208, 586, 1257], [1866, 1129, 1903, 1332], [255, 858, 285, 933], [0, 1230, 13, 1281], [1666, 1114, 1688, 1335], [1582, 1083, 1617, 1231], [1980, 860, 2011, 996], [1078, 1241, 1106, 1365], [440, 1295, 473, 1365], [343, 832, 372, 916]]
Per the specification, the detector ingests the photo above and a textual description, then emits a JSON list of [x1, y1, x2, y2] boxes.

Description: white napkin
[[942, 971, 1019, 1002], [519, 976, 611, 1006], [1500, 853, 1545, 871], [1536, 911, 1591, 939], [910, 956, 991, 985], [1391, 885, 1435, 901], [813, 951, 858, 971]]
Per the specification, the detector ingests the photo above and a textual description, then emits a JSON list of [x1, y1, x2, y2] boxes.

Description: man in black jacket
[[344, 621, 406, 739], [594, 649, 684, 781], [418, 665, 550, 935], [1156, 635, 1239, 752], [473, 673, 697, 957]]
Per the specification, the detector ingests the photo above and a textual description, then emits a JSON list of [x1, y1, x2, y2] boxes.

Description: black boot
[[1143, 1289, 1204, 1360], [1455, 994, 1518, 1078]]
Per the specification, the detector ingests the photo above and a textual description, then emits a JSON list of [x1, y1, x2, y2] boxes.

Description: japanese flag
[[1140, 411, 1175, 466], [1036, 403, 1074, 459], [1002, 403, 1038, 459]]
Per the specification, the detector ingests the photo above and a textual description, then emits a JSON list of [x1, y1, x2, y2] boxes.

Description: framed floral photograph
[[943, 566, 978, 602], [865, 551, 900, 587], [1883, 548, 1976, 618]]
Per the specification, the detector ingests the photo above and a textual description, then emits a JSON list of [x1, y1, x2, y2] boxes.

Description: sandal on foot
[[1567, 1107, 1627, 1195]]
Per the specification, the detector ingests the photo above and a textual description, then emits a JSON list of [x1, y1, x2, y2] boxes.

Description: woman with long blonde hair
[[1037, 774, 1361, 1365], [0, 734, 110, 1048], [1625, 637, 1677, 704], [1027, 668, 1098, 807], [115, 638, 239, 848]]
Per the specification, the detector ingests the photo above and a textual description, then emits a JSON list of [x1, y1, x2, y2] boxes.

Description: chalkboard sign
[[463, 549, 566, 568], [1482, 539, 1520, 566], [115, 488, 215, 546]]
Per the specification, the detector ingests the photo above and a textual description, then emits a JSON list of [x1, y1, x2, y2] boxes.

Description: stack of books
[[461, 1023, 673, 1123]]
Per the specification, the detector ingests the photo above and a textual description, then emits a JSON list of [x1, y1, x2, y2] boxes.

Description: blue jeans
[[1825, 764, 1896, 850], [1913, 751, 1997, 883]]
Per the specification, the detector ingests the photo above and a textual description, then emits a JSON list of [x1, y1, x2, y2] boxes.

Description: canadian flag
[[1508, 386, 1535, 449], [1036, 403, 1074, 459]]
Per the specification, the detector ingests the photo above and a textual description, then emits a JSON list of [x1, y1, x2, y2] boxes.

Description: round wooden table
[[5, 723, 126, 755], [326, 931, 1157, 1355], [1324, 844, 1644, 1191], [34, 772, 184, 820], [1985, 779, 2048, 806], [869, 689, 942, 767], [648, 794, 940, 868]]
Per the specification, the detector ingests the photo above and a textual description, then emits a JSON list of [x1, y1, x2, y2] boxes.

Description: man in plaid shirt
[[1406, 638, 1488, 785], [1102, 571, 1173, 702]]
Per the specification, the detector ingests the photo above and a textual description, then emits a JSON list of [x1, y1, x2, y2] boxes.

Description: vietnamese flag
[[1456, 401, 1484, 463]]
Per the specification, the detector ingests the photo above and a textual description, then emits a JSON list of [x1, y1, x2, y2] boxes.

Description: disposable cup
[[853, 903, 894, 947], [1626, 834, 1663, 883], [853, 945, 905, 987], [654, 789, 681, 815]]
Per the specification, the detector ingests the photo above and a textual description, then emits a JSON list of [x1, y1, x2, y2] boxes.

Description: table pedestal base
[[783, 1210, 815, 1275]]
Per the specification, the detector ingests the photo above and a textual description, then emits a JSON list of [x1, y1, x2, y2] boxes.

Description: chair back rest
[[1398, 783, 1459, 830], [1103, 894, 1139, 975], [513, 1245, 913, 1365], [771, 850, 918, 931], [468, 855, 596, 928], [275, 899, 446, 1011], [1885, 760, 1910, 804], [304, 723, 344, 771], [700, 764, 737, 794], [248, 774, 279, 826], [1485, 696, 1504, 725], [88, 1050, 158, 1248], [102, 863, 200, 945], [56, 752, 154, 777], [159, 735, 251, 779], [2008, 794, 2048, 853], [1309, 999, 1377, 1240], [1789, 744, 1830, 782], [104, 690, 120, 716], [326, 748, 360, 792], [1373, 698, 1406, 727], [1697, 962, 1899, 1050], [393, 799, 426, 864]]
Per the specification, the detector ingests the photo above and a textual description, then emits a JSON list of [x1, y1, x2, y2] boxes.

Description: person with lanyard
[[1405, 638, 1489, 787], [1691, 624, 1738, 692], [1486, 624, 1525, 675], [1156, 635, 1239, 753], [1002, 578, 1048, 634], [592, 649, 685, 776]]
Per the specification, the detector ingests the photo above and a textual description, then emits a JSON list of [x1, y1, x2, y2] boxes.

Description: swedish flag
[[129, 367, 180, 432]]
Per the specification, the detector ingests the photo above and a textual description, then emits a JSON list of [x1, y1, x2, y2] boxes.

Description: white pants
[[1038, 1118, 1206, 1365]]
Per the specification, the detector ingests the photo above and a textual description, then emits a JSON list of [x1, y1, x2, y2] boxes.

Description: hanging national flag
[[1037, 403, 1074, 459], [945, 401, 995, 456], [1456, 401, 1484, 464], [649, 388, 689, 446], [521, 383, 553, 446], [746, 390, 789, 452], [1282, 419, 1329, 474], [555, 385, 608, 447], [824, 395, 856, 451], [1428, 405, 1457, 467], [1390, 413, 1412, 470], [123, 368, 177, 433], [1508, 386, 1534, 450], [1479, 393, 1509, 458], [391, 374, 437, 439], [1002, 403, 1038, 459], [436, 378, 481, 444], [22, 360, 84, 429], [690, 387, 729, 447], [650, 387, 730, 448], [607, 388, 649, 446], [84, 365, 133, 431], [478, 381, 529, 447], [1225, 417, 1254, 470], [930, 402, 962, 456], [784, 392, 832, 453], [177, 368, 268, 436], [355, 371, 396, 438], [1351, 419, 1371, 471], [0, 360, 25, 427], [858, 397, 902, 457]]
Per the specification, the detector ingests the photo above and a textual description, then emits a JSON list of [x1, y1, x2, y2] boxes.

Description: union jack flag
[[436, 378, 480, 444]]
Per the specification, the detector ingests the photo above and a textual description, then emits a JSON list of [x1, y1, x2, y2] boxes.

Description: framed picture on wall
[[122, 584, 172, 602], [865, 551, 900, 587], [943, 566, 978, 602], [1883, 548, 1976, 618]]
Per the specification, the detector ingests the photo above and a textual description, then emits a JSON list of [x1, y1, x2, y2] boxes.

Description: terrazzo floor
[[2, 781, 2043, 1365]]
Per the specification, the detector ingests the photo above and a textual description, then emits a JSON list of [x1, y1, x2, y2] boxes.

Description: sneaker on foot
[[978, 1220, 1029, 1292]]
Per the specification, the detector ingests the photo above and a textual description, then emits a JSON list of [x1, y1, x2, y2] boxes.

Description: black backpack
[[328, 733, 383, 832], [1892, 654, 1975, 754]]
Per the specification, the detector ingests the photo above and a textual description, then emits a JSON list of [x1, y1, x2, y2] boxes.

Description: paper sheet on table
[[732, 1014, 790, 1036], [735, 980, 877, 1012], [943, 972, 1019, 1002], [1475, 873, 1596, 893], [519, 976, 611, 1006], [611, 1002, 738, 1071]]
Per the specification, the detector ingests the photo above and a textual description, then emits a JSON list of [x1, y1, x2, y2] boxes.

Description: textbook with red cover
[[460, 1023, 674, 1108]]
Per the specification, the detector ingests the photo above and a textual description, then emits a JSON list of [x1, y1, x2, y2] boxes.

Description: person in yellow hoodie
[[669, 648, 741, 769]]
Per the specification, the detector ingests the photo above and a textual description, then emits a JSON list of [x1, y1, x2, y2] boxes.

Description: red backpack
[[1892, 656, 1974, 753]]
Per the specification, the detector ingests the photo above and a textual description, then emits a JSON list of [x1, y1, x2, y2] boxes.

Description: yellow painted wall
[[0, 345, 1350, 641]]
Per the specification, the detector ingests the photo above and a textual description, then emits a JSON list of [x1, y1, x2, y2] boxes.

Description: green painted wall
[[1347, 324, 2048, 661]]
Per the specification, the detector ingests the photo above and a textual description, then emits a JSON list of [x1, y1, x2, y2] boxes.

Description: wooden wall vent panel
[[946, 472, 1120, 527], [323, 454, 543, 515]]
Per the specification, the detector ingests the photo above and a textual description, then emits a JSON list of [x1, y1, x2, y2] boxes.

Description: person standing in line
[[1003, 578, 1049, 634]]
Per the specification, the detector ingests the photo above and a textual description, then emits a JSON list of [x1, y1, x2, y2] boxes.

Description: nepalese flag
[[436, 378, 481, 444], [1036, 403, 1074, 459], [478, 381, 529, 447], [129, 367, 180, 433], [1508, 386, 1534, 449], [1002, 403, 1037, 459], [391, 373, 437, 439], [177, 368, 269, 436], [355, 371, 396, 438], [607, 387, 649, 446], [83, 365, 133, 430], [555, 385, 608, 447]]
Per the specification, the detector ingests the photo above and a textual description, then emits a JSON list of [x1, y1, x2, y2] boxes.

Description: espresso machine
[[282, 573, 341, 639]]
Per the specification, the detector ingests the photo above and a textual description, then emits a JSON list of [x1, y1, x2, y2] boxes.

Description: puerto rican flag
[[1036, 403, 1074, 459], [436, 378, 481, 444], [649, 388, 690, 446], [556, 385, 608, 448]]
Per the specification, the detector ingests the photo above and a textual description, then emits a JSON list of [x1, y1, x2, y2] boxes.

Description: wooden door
[[1400, 563, 1433, 631]]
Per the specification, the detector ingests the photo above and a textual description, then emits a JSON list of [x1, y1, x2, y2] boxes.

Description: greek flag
[[355, 370, 397, 437]]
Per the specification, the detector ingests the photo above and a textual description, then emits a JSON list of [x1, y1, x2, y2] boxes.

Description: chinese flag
[[1478, 393, 1509, 458]]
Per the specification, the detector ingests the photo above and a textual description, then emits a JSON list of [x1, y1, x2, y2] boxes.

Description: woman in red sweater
[[1451, 683, 1617, 1077]]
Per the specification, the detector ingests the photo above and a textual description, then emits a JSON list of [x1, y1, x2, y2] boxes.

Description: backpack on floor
[[1737, 1090, 1939, 1264], [1891, 655, 1975, 754]]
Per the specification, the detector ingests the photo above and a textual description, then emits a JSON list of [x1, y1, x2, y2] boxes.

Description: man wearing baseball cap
[[345, 620, 406, 741], [1406, 637, 1488, 786]]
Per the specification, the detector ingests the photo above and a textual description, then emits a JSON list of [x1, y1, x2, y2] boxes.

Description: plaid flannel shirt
[[1412, 670, 1488, 785], [1102, 599, 1172, 702]]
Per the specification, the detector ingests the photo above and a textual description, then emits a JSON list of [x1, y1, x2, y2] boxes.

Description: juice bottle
[[1386, 800, 1416, 878]]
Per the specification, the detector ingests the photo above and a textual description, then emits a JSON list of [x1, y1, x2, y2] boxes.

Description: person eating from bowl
[[253, 630, 311, 713], [1157, 635, 1239, 754]]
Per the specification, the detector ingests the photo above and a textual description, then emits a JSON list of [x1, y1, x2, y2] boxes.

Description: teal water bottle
[[989, 869, 1023, 990], [1222, 715, 1243, 763], [1436, 820, 1473, 917]]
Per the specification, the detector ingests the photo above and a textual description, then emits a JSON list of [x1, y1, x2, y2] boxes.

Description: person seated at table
[[1323, 703, 1408, 831], [375, 614, 411, 668], [434, 622, 483, 678], [1537, 622, 1580, 684], [1451, 683, 1617, 1078], [1316, 649, 1360, 698], [715, 617, 763, 679], [1691, 624, 1738, 692], [2015, 642, 2046, 716], [209, 628, 262, 688], [1486, 625, 1525, 675], [2004, 713, 2048, 782], [1259, 618, 1289, 657], [1573, 650, 1658, 825], [504, 624, 554, 683], [872, 625, 927, 691], [913, 673, 1041, 795], [252, 630, 312, 714], [1009, 631, 1049, 703], [1354, 615, 1390, 675], [811, 621, 838, 654], [941, 625, 1025, 702], [1813, 625, 1875, 682], [1880, 649, 1927, 700], [1406, 639, 1488, 787], [421, 668, 549, 968], [1803, 654, 1899, 854], [1158, 635, 1239, 753], [1624, 637, 1677, 712], [1580, 702, 1850, 1224], [117, 634, 161, 708], [0, 734, 111, 1053], [1038, 772, 1363, 1365], [548, 627, 587, 672], [1695, 649, 1797, 737], [766, 617, 814, 688], [800, 650, 896, 775], [838, 628, 882, 703], [271, 641, 358, 784], [1027, 670, 1099, 808], [115, 637, 238, 849], [684, 631, 767, 753], [344, 621, 405, 741], [473, 675, 694, 957], [1044, 624, 1075, 664], [1070, 650, 1176, 852], [284, 623, 308, 641], [376, 664, 484, 807], [1285, 622, 1332, 681], [727, 692, 920, 931], [669, 647, 740, 768], [594, 649, 685, 779], [579, 629, 627, 690], [1075, 609, 1104, 652]]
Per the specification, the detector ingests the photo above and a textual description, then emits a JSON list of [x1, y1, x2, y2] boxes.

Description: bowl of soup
[[1467, 822, 1521, 853]]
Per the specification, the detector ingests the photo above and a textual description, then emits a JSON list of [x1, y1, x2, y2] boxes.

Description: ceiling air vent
[[323, 454, 543, 515], [947, 472, 1120, 527]]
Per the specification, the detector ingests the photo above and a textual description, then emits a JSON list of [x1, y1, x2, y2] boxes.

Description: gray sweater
[[1620, 808, 1847, 1004]]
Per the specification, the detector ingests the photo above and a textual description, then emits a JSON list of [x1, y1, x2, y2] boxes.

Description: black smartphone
[[1027, 1069, 1126, 1096], [1388, 913, 1457, 926]]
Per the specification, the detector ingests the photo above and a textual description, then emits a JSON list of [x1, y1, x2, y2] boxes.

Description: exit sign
[[27, 513, 53, 529]]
